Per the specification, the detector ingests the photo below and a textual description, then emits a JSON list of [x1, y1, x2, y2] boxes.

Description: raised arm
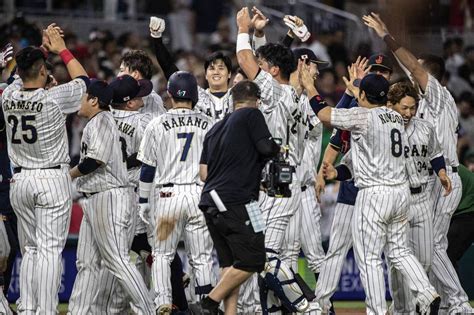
[[363, 13, 428, 90], [149, 17, 179, 80], [236, 7, 260, 80], [44, 26, 87, 79]]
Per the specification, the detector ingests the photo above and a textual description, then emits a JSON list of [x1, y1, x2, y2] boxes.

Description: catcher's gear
[[167, 71, 199, 106], [150, 16, 166, 38], [284, 15, 311, 42]]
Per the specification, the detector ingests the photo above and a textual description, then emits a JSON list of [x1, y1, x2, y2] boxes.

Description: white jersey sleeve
[[253, 70, 282, 114], [140, 90, 166, 117], [47, 78, 87, 114], [421, 74, 453, 118], [330, 107, 369, 134], [137, 118, 162, 167]]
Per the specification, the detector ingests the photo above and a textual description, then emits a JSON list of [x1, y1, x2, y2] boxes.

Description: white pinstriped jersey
[[138, 108, 213, 185], [76, 111, 129, 193], [254, 70, 307, 168], [297, 94, 323, 186], [417, 74, 459, 167], [1, 78, 86, 168], [405, 117, 443, 184], [194, 87, 232, 120], [140, 90, 166, 117], [331, 106, 411, 188], [112, 109, 153, 186]]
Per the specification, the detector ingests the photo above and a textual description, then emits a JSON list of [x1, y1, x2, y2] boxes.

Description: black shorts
[[204, 204, 265, 273]]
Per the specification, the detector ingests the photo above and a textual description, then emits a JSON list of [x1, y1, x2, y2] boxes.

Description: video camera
[[261, 141, 294, 198]]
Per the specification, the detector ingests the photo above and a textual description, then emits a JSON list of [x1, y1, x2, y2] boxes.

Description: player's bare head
[[119, 50, 153, 80], [418, 54, 445, 82], [204, 51, 232, 91], [167, 71, 198, 109], [15, 47, 48, 84], [232, 67, 248, 87], [388, 81, 419, 124], [358, 73, 389, 107], [109, 75, 153, 111], [80, 80, 113, 118], [256, 43, 296, 81], [231, 80, 261, 109], [367, 53, 393, 81]]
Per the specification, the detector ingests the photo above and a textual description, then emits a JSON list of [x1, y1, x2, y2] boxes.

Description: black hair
[[235, 67, 248, 79], [256, 43, 296, 81], [418, 54, 445, 82], [88, 94, 110, 111], [231, 80, 261, 104], [15, 47, 46, 81], [204, 51, 232, 73], [120, 50, 153, 79], [388, 81, 419, 105]]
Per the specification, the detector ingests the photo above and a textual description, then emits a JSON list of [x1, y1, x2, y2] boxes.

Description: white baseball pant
[[314, 202, 354, 310], [352, 184, 437, 315], [67, 187, 154, 315], [390, 187, 433, 314], [10, 167, 72, 315], [151, 184, 215, 308], [0, 218, 12, 315]]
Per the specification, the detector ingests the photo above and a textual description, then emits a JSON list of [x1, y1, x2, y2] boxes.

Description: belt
[[13, 165, 61, 174], [161, 183, 199, 188], [410, 183, 427, 195], [82, 191, 99, 198], [301, 185, 307, 192]]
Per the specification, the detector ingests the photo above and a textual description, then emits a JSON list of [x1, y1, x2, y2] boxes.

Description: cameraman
[[198, 80, 280, 314]]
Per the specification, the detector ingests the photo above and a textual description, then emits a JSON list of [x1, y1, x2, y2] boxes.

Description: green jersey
[[453, 164, 474, 216]]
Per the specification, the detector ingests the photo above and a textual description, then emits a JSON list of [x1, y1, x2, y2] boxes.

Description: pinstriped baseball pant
[[428, 172, 472, 313], [151, 184, 215, 308], [353, 184, 437, 315], [10, 168, 72, 315], [68, 187, 154, 315], [390, 188, 433, 314], [313, 202, 354, 310], [0, 219, 12, 315]]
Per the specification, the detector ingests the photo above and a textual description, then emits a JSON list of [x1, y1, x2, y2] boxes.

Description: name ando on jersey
[[162, 116, 210, 131], [3, 99, 43, 112]]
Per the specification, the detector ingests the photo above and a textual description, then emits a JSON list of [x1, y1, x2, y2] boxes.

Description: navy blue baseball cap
[[167, 71, 198, 106], [15, 46, 47, 70], [359, 73, 389, 105], [109, 75, 153, 104], [87, 80, 113, 105], [368, 53, 393, 73], [293, 48, 330, 69]]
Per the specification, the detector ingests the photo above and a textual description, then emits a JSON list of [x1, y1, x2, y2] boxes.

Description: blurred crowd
[[1, 2, 474, 171]]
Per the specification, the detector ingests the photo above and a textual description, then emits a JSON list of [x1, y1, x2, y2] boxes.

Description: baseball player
[[313, 54, 393, 312], [304, 67, 441, 314], [363, 13, 473, 313], [149, 17, 233, 121], [117, 49, 166, 117], [1, 26, 89, 314], [137, 71, 216, 314], [385, 81, 451, 314], [236, 7, 312, 313], [67, 80, 154, 315]]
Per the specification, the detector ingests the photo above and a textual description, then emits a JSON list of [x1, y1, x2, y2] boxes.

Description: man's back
[[200, 107, 273, 207], [1, 78, 85, 168], [139, 108, 213, 185]]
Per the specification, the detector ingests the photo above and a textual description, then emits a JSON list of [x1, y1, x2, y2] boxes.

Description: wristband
[[138, 181, 152, 203], [430, 156, 446, 175], [335, 164, 352, 181], [309, 94, 328, 116], [59, 49, 75, 65], [383, 34, 401, 52], [252, 34, 267, 50], [236, 33, 252, 53]]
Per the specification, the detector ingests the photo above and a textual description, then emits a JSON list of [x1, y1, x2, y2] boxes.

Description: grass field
[[10, 301, 474, 314]]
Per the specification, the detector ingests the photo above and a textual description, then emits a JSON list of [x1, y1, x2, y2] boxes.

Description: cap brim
[[311, 60, 331, 69], [136, 79, 153, 98], [369, 64, 393, 72]]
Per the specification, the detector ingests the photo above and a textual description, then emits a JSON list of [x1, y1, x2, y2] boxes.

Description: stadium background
[[1, 0, 474, 309]]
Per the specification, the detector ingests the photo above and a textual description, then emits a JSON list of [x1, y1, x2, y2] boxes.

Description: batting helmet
[[167, 71, 198, 106]]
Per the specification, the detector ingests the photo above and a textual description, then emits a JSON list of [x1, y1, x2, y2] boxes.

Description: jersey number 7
[[177, 132, 194, 161]]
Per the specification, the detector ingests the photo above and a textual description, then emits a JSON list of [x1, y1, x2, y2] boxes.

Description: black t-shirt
[[199, 107, 272, 208]]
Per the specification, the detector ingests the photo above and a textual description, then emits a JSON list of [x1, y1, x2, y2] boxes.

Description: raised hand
[[353, 56, 369, 80], [299, 60, 315, 92], [44, 26, 67, 54], [284, 15, 310, 42], [342, 63, 360, 96], [150, 16, 166, 38], [251, 6, 269, 32], [362, 12, 389, 38], [0, 43, 14, 69], [237, 7, 252, 33]]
